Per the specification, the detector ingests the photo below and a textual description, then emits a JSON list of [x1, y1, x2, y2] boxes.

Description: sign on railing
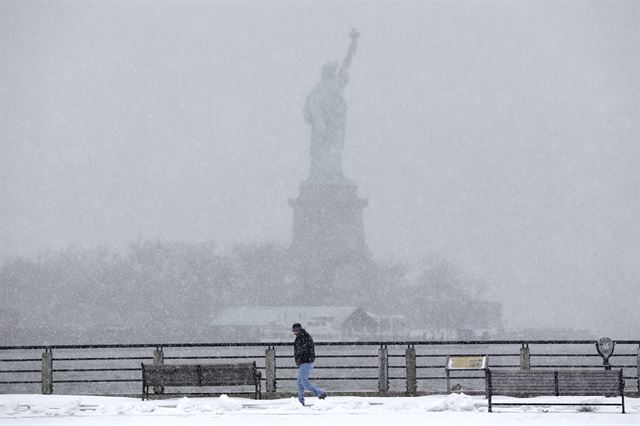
[[446, 355, 488, 370], [445, 355, 488, 394]]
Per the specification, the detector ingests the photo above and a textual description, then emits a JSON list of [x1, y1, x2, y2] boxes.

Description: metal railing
[[1, 340, 638, 397]]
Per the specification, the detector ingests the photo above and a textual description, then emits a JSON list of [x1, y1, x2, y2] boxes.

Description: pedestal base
[[288, 181, 369, 302]]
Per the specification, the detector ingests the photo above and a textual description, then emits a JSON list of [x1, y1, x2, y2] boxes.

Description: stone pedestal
[[288, 181, 369, 301]]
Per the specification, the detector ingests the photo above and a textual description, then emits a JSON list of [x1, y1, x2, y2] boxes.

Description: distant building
[[211, 306, 406, 341]]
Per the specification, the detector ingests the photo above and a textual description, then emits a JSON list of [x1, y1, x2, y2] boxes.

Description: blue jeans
[[297, 362, 324, 402]]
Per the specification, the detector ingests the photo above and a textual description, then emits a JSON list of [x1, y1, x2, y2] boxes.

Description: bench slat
[[144, 365, 201, 386], [490, 371, 556, 395], [200, 363, 258, 386], [557, 370, 622, 395]]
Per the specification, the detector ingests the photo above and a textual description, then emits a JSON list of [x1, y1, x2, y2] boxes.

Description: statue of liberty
[[304, 29, 359, 183]]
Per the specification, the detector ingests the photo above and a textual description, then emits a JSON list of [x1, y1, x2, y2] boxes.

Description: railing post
[[378, 345, 389, 394], [520, 343, 530, 370], [153, 346, 164, 395], [265, 346, 276, 393], [41, 349, 53, 395], [637, 344, 639, 393], [405, 345, 417, 396]]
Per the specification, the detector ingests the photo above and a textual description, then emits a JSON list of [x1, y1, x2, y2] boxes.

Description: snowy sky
[[1, 1, 638, 335]]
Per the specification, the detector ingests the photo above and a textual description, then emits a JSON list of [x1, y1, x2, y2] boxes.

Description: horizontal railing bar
[[531, 354, 638, 357], [2, 367, 633, 374], [530, 354, 600, 357], [309, 366, 379, 369], [416, 365, 481, 369], [3, 339, 638, 350], [530, 365, 636, 368], [53, 368, 141, 372], [30, 355, 634, 362], [164, 356, 261, 360], [0, 381, 42, 384], [416, 354, 518, 358], [54, 357, 152, 361], [10, 353, 629, 361], [275, 377, 459, 381], [2, 361, 637, 376], [276, 366, 376, 370], [1, 366, 634, 372], [52, 377, 268, 382], [423, 365, 520, 369], [277, 365, 401, 368], [310, 355, 379, 358], [53, 379, 140, 383], [416, 377, 478, 380], [274, 377, 377, 381], [277, 355, 392, 359]]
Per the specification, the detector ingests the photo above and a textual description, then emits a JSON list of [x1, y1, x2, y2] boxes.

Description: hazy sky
[[1, 1, 638, 336]]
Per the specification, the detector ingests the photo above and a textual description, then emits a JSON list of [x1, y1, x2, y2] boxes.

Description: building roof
[[211, 306, 363, 327]]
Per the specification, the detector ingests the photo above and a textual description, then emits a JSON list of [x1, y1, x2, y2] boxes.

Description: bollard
[[405, 346, 417, 395], [520, 344, 530, 370], [378, 346, 389, 394], [153, 347, 164, 395], [41, 349, 53, 395], [265, 347, 277, 393]]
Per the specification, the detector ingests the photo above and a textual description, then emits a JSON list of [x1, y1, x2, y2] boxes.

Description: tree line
[[0, 240, 503, 344]]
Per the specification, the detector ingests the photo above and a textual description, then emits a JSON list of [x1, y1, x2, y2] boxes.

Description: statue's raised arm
[[304, 29, 360, 182], [339, 28, 360, 81]]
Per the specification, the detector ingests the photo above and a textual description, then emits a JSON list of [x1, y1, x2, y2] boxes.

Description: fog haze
[[1, 2, 638, 336]]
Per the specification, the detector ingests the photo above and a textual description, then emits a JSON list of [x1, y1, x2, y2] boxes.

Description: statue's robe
[[304, 74, 349, 182]]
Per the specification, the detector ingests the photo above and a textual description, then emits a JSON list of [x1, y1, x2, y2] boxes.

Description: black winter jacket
[[293, 329, 316, 366]]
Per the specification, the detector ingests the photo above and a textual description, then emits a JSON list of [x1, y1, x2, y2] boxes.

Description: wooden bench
[[141, 362, 261, 400], [486, 369, 625, 413]]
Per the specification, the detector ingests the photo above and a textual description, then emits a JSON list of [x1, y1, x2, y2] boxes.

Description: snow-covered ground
[[1, 393, 638, 425]]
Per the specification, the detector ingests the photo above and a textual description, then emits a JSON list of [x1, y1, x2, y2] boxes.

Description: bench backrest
[[557, 370, 622, 396], [143, 365, 201, 387], [200, 363, 258, 386], [489, 369, 623, 397], [489, 370, 556, 396], [142, 363, 258, 387]]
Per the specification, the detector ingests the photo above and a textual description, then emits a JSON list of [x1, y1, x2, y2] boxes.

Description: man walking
[[292, 323, 327, 406]]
